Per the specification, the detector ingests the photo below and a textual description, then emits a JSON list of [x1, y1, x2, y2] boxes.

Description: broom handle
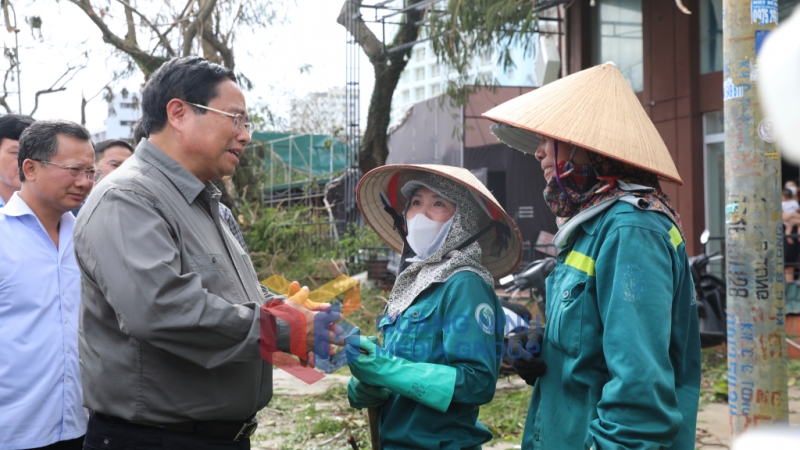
[[367, 407, 381, 450]]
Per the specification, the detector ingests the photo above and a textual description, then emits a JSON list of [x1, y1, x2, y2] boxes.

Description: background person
[[785, 180, 798, 198], [0, 120, 96, 450], [345, 164, 523, 449], [0, 114, 35, 206], [94, 138, 134, 180], [74, 56, 331, 448], [484, 62, 701, 450], [71, 139, 134, 216]]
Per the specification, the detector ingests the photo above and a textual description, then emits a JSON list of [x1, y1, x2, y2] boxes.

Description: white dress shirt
[[0, 193, 87, 449]]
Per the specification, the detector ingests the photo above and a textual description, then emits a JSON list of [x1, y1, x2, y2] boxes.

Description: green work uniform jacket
[[377, 271, 505, 449], [523, 200, 701, 450]]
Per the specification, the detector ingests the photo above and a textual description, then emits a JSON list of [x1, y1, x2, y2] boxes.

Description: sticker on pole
[[723, 78, 744, 101], [758, 119, 777, 143], [751, 0, 778, 26]]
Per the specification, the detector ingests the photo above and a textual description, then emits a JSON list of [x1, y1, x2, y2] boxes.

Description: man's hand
[[286, 281, 329, 311], [284, 281, 343, 365]]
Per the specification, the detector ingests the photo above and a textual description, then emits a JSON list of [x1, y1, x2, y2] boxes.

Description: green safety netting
[[251, 132, 353, 193]]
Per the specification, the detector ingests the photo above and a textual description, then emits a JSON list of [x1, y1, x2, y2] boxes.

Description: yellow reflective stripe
[[669, 225, 683, 249], [565, 251, 596, 277]]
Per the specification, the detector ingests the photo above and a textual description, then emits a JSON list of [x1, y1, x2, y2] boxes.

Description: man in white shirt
[[0, 114, 35, 207], [0, 120, 97, 449]]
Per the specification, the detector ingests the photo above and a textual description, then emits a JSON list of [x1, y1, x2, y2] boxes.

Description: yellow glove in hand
[[287, 281, 329, 310]]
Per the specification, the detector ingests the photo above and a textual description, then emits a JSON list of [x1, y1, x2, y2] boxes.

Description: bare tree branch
[[67, 0, 168, 77], [166, 0, 197, 35], [80, 70, 125, 125], [116, 0, 177, 57], [2, 0, 18, 33], [336, 0, 382, 59], [224, 1, 245, 43], [0, 62, 16, 114], [30, 64, 85, 116], [201, 28, 233, 68], [123, 2, 136, 44], [182, 0, 218, 56], [337, 0, 424, 171]]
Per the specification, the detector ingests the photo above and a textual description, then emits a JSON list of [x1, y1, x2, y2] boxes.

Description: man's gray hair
[[18, 120, 92, 182]]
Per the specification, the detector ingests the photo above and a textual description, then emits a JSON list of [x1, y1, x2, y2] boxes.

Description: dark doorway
[[783, 158, 800, 186], [488, 171, 507, 210]]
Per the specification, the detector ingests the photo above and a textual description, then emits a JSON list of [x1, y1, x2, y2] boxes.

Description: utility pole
[[723, 0, 787, 439]]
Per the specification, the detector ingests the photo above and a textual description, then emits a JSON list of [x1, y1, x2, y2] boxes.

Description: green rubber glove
[[347, 376, 391, 409], [345, 335, 457, 413]]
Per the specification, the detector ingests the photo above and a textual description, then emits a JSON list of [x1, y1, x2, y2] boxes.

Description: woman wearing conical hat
[[344, 164, 523, 449], [483, 63, 701, 450]]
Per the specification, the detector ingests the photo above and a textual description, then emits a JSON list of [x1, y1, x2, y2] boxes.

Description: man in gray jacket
[[74, 56, 330, 449]]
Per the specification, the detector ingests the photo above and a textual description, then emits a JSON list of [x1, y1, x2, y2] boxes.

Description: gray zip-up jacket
[[74, 139, 289, 424]]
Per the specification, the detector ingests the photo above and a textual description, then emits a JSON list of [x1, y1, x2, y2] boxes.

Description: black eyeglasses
[[33, 160, 102, 182]]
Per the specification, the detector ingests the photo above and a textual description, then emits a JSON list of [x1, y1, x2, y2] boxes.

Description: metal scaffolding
[[255, 133, 349, 207]]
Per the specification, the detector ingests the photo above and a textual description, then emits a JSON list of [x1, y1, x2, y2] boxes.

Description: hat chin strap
[[553, 139, 569, 195]]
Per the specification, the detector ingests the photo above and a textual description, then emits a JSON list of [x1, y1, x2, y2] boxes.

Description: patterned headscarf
[[387, 172, 494, 318], [544, 146, 683, 230]]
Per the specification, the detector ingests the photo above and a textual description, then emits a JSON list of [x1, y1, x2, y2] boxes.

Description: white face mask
[[406, 214, 447, 257]]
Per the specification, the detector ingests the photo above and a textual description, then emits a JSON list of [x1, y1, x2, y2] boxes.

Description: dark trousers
[[29, 436, 85, 450], [82, 413, 250, 450]]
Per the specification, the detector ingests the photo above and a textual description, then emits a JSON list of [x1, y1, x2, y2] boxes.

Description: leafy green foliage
[[254, 386, 373, 450], [700, 347, 728, 404], [478, 388, 531, 442], [239, 202, 384, 287], [429, 0, 538, 73], [427, 0, 539, 107]]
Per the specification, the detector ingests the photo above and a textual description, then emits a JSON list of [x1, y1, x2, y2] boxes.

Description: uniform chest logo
[[475, 303, 495, 334]]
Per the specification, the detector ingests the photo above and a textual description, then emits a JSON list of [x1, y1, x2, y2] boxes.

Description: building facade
[[565, 0, 799, 255], [90, 92, 140, 142], [290, 87, 353, 135], [387, 0, 800, 259], [390, 33, 540, 126]]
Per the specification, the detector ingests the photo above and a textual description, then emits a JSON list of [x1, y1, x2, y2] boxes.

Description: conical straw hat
[[357, 164, 523, 279], [482, 63, 683, 184]]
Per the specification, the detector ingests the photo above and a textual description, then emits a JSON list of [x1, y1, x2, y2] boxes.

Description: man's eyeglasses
[[33, 160, 102, 182], [186, 102, 254, 136]]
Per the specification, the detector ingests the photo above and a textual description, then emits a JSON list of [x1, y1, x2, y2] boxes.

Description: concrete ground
[[261, 370, 800, 449], [694, 386, 800, 449]]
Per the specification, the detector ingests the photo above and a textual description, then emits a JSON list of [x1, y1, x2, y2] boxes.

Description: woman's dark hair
[[18, 120, 91, 182], [140, 56, 236, 136], [95, 139, 134, 161], [0, 114, 35, 145]]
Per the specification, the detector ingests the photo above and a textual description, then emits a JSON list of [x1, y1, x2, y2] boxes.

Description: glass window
[[415, 87, 425, 100], [431, 64, 440, 77], [780, 0, 800, 21], [415, 48, 426, 61], [705, 110, 724, 136], [592, 0, 643, 92], [431, 84, 441, 96], [700, 0, 798, 75], [415, 67, 425, 81], [700, 0, 723, 74], [402, 90, 410, 103], [704, 111, 725, 279]]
